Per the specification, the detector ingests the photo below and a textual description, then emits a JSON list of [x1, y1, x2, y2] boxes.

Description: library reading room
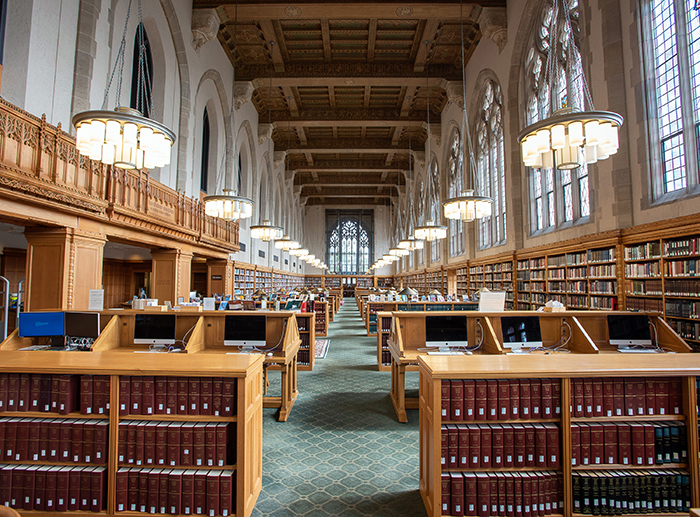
[[1, 0, 700, 516]]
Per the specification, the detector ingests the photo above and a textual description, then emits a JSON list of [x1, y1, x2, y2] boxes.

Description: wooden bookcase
[[417, 353, 700, 517], [376, 311, 393, 371], [295, 312, 316, 371], [234, 263, 256, 299], [313, 301, 329, 337], [0, 347, 264, 517], [366, 301, 478, 337]]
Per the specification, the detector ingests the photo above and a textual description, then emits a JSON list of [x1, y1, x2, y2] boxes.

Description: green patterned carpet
[[252, 299, 427, 517]]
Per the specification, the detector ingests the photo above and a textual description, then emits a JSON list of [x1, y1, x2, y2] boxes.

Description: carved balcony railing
[[0, 98, 238, 253]]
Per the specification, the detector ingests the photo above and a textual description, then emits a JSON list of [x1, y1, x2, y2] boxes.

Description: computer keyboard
[[426, 350, 471, 355], [617, 348, 660, 353]]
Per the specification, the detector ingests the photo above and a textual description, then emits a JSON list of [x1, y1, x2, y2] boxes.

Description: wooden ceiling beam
[[275, 119, 428, 128], [282, 87, 299, 117], [414, 19, 440, 72], [367, 19, 377, 62], [258, 20, 285, 72], [287, 147, 411, 154], [321, 19, 332, 61], [399, 86, 417, 117], [251, 76, 448, 89]]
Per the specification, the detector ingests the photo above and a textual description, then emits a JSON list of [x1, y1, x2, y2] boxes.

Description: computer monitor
[[18, 312, 65, 338], [133, 314, 177, 347], [224, 314, 267, 351], [607, 314, 652, 348], [501, 316, 543, 353], [64, 312, 101, 339], [285, 300, 302, 311], [425, 315, 468, 353]]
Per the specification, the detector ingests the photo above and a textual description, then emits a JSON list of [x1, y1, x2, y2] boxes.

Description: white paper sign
[[203, 297, 216, 311], [478, 291, 507, 312], [89, 289, 104, 311]]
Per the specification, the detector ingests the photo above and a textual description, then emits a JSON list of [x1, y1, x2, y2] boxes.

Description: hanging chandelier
[[72, 0, 175, 171], [290, 247, 309, 258], [517, 0, 622, 170], [275, 234, 301, 251], [250, 220, 283, 242], [390, 247, 409, 256], [414, 43, 447, 243], [443, 0, 493, 222], [203, 4, 254, 221]]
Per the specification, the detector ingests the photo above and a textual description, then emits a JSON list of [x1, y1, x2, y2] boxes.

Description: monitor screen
[[133, 314, 177, 346], [607, 314, 652, 348], [64, 312, 101, 339], [501, 316, 543, 352], [18, 312, 65, 338], [285, 300, 302, 311], [224, 314, 267, 350], [425, 315, 468, 351]]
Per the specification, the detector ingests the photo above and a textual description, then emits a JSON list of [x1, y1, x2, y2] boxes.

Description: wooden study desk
[[387, 310, 691, 423]]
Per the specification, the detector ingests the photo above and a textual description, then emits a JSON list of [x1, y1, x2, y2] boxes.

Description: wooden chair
[[0, 507, 21, 517]]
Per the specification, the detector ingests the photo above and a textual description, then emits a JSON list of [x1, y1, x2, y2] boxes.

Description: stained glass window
[[325, 210, 373, 275]]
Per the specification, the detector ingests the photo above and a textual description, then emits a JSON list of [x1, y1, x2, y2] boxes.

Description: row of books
[[0, 373, 83, 415], [664, 237, 700, 257], [665, 258, 699, 277], [297, 349, 312, 366], [665, 300, 699, 319], [117, 421, 233, 468], [572, 469, 690, 515], [624, 242, 661, 260], [440, 470, 562, 517], [570, 377, 682, 418], [441, 423, 560, 470], [117, 468, 234, 516], [589, 248, 617, 263], [119, 376, 236, 417], [1, 417, 108, 464], [571, 422, 686, 467], [665, 279, 700, 298], [669, 320, 699, 343], [442, 379, 562, 422], [588, 264, 616, 278], [0, 464, 106, 512], [625, 279, 663, 296], [624, 262, 660, 278], [625, 297, 663, 312]]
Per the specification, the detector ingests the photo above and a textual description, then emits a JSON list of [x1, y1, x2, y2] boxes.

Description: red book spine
[[498, 379, 510, 420], [477, 472, 490, 517], [447, 425, 459, 469], [579, 423, 590, 466], [93, 376, 105, 416], [464, 473, 477, 517], [80, 376, 93, 415], [490, 474, 499, 516], [16, 419, 29, 460], [147, 469, 161, 514], [451, 380, 464, 421], [496, 473, 506, 516], [119, 376, 130, 416], [200, 377, 213, 416], [127, 468, 139, 511], [29, 374, 42, 412], [551, 380, 561, 416], [481, 426, 492, 468], [505, 473, 515, 517], [219, 470, 234, 516], [193, 424, 207, 467], [441, 426, 447, 468], [582, 378, 593, 417], [130, 377, 143, 415], [194, 471, 208, 515], [178, 378, 190, 415], [491, 425, 504, 468], [141, 376, 155, 416], [17, 373, 30, 412], [520, 380, 531, 419], [50, 375, 60, 413], [645, 379, 656, 415], [624, 379, 636, 416], [79, 466, 92, 511], [655, 378, 669, 415], [144, 422, 157, 466], [34, 466, 46, 511], [513, 424, 525, 467], [457, 425, 469, 469], [545, 423, 559, 468], [589, 423, 603, 465], [451, 472, 465, 517], [45, 466, 58, 512], [138, 469, 150, 513], [39, 374, 52, 413], [441, 472, 452, 516], [513, 473, 523, 517], [168, 422, 182, 466], [126, 422, 137, 465], [602, 423, 618, 464], [463, 380, 475, 421], [669, 379, 682, 414], [630, 423, 645, 465], [633, 379, 646, 415], [216, 423, 229, 467], [603, 378, 615, 417], [535, 425, 547, 467], [135, 423, 145, 466], [540, 380, 552, 418], [116, 468, 129, 512], [475, 380, 487, 421], [167, 469, 182, 514], [90, 467, 105, 512], [181, 422, 195, 466], [522, 473, 532, 517], [487, 380, 498, 421], [617, 423, 631, 465], [182, 470, 196, 515], [155, 377, 168, 415], [529, 380, 541, 418], [502, 424, 514, 468], [221, 378, 236, 417], [166, 376, 179, 415], [612, 377, 624, 416], [155, 422, 168, 466], [58, 375, 78, 415], [523, 424, 535, 467], [82, 421, 95, 463], [644, 423, 655, 465], [205, 423, 217, 467], [94, 421, 108, 465], [59, 420, 72, 462], [189, 378, 201, 416], [510, 380, 520, 419], [469, 425, 481, 469], [0, 373, 8, 412], [206, 471, 221, 517]]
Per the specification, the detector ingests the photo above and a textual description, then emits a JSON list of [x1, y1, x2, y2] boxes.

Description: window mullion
[[676, 0, 700, 188]]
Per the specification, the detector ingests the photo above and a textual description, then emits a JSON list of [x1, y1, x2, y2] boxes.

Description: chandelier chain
[[103, 0, 133, 110], [459, 0, 478, 195]]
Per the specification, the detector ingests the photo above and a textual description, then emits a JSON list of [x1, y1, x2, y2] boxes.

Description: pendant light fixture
[[399, 134, 425, 251], [414, 41, 447, 242], [251, 55, 283, 242], [204, 1, 254, 220], [72, 0, 175, 170], [443, 0, 494, 222], [517, 0, 623, 169]]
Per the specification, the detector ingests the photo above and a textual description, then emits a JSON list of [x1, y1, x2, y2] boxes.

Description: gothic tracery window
[[326, 210, 373, 275]]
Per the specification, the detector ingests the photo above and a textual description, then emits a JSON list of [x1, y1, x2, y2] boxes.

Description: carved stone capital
[[479, 7, 508, 52], [411, 150, 426, 168], [258, 123, 273, 144], [234, 82, 254, 110], [422, 122, 441, 147], [294, 185, 302, 197], [191, 9, 220, 51], [287, 169, 298, 184], [274, 151, 287, 166], [446, 82, 464, 108]]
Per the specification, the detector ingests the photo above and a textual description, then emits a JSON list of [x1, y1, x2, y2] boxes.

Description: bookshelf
[[417, 353, 700, 517], [295, 312, 316, 371], [455, 267, 469, 298], [313, 301, 329, 337], [304, 276, 323, 289], [426, 268, 446, 295], [366, 301, 479, 337], [467, 254, 515, 310], [0, 350, 264, 517], [234, 263, 256, 299], [376, 312, 392, 372]]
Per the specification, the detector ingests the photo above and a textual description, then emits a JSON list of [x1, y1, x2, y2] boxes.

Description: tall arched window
[[448, 128, 465, 257], [200, 108, 210, 193], [641, 0, 700, 197], [525, 0, 589, 233], [130, 23, 153, 118], [429, 159, 441, 263], [415, 177, 425, 266], [326, 210, 373, 274], [477, 80, 506, 249]]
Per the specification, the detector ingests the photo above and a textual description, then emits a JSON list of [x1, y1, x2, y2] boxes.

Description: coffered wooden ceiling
[[193, 1, 506, 206]]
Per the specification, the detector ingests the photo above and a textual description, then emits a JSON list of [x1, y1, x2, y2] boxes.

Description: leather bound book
[[155, 377, 167, 415], [513, 473, 524, 517], [520, 380, 531, 419], [141, 376, 155, 416], [669, 379, 682, 415], [83, 420, 96, 463], [535, 425, 547, 467], [124, 422, 137, 465], [504, 472, 515, 517], [498, 379, 510, 420], [167, 422, 182, 467], [72, 466, 87, 512], [70, 420, 84, 463], [457, 424, 469, 469], [6, 373, 20, 411], [441, 472, 451, 516], [440, 425, 447, 468], [22, 465, 37, 510], [216, 422, 229, 466], [644, 424, 655, 466], [579, 423, 590, 466], [464, 472, 478, 517], [611, 377, 624, 416], [193, 423, 207, 467], [144, 421, 158, 466], [602, 378, 614, 417], [491, 424, 504, 468], [540, 380, 552, 418], [9, 465, 25, 508], [446, 424, 458, 469], [0, 419, 5, 458], [4, 418, 18, 461], [93, 375, 105, 416], [545, 423, 560, 468], [59, 375, 79, 416], [17, 373, 30, 412], [138, 468, 151, 513], [206, 470, 221, 517], [441, 380, 451, 419], [512, 424, 526, 468], [475, 380, 487, 421], [582, 378, 593, 418], [178, 377, 189, 415], [655, 378, 669, 415], [525, 472, 536, 517], [34, 465, 48, 511], [219, 470, 234, 517], [529, 379, 541, 419], [205, 422, 217, 467], [570, 424, 580, 466], [451, 380, 464, 421], [159, 469, 170, 514], [645, 379, 657, 415], [46, 418, 59, 462], [617, 423, 632, 465], [181, 422, 195, 466], [200, 377, 213, 416], [182, 469, 197, 515], [80, 375, 93, 415], [127, 468, 139, 511], [468, 425, 481, 469], [222, 378, 236, 416], [155, 422, 168, 466], [30, 374, 42, 412], [592, 378, 604, 417], [602, 423, 618, 464], [116, 467, 129, 512], [189, 378, 201, 416], [489, 473, 499, 516], [480, 426, 492, 468], [119, 376, 131, 416], [476, 472, 490, 517], [45, 465, 60, 512], [571, 379, 583, 417], [463, 380, 475, 421], [551, 380, 561, 417], [59, 420, 72, 462], [624, 379, 636, 417], [523, 472, 533, 517], [16, 418, 30, 461], [589, 423, 604, 465], [633, 379, 646, 416], [135, 422, 145, 466], [487, 380, 499, 421], [502, 424, 514, 468], [50, 375, 61, 413], [496, 472, 506, 516], [166, 376, 178, 415], [542, 472, 552, 516], [0, 373, 8, 412], [130, 377, 143, 416], [146, 469, 161, 515], [90, 466, 105, 512], [510, 380, 520, 420], [631, 423, 646, 465], [169, 469, 184, 515], [39, 374, 52, 413], [194, 470, 209, 516], [212, 377, 223, 417], [451, 471, 465, 517], [523, 424, 536, 467], [669, 423, 681, 463]]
